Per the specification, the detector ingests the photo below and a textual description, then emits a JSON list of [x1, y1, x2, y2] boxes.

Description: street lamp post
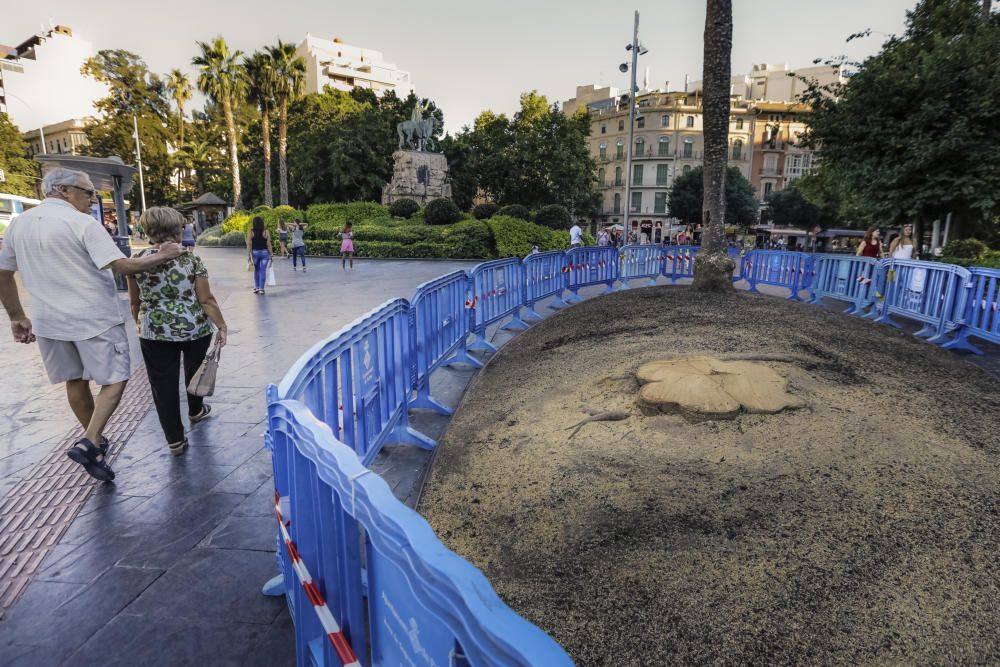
[[620, 11, 647, 242], [132, 112, 147, 214], [8, 93, 47, 156]]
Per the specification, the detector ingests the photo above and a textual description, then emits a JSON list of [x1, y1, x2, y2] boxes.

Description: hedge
[[220, 205, 305, 241], [300, 218, 493, 259], [424, 198, 461, 225], [485, 215, 577, 258], [388, 198, 420, 219], [533, 204, 572, 230], [472, 203, 499, 220], [306, 202, 388, 229], [498, 204, 530, 220]]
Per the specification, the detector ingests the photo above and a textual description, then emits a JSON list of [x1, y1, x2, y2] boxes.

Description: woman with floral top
[[127, 207, 228, 456]]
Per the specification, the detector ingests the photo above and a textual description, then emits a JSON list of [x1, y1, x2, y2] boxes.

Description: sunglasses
[[65, 184, 96, 198]]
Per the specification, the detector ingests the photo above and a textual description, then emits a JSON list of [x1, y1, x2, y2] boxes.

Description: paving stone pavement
[[0, 248, 995, 666]]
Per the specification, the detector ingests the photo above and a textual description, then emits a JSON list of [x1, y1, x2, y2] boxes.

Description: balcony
[[759, 167, 782, 177]]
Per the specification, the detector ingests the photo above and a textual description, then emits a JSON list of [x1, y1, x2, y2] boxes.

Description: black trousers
[[140, 335, 212, 444]]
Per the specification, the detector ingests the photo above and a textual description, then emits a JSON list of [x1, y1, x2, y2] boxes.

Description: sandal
[[66, 438, 116, 482], [189, 404, 212, 424], [168, 439, 189, 457]]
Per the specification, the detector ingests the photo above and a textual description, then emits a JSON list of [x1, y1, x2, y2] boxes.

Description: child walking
[[339, 221, 354, 270], [277, 222, 289, 259]]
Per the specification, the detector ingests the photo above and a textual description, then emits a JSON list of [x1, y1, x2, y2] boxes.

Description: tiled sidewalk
[[0, 251, 480, 666]]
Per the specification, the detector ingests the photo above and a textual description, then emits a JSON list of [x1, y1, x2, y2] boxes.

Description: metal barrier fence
[[469, 258, 529, 353], [565, 246, 619, 300], [267, 396, 573, 667], [620, 245, 663, 288], [808, 254, 879, 315], [741, 250, 812, 300], [873, 259, 971, 344], [944, 267, 1000, 354], [267, 246, 1000, 666], [523, 250, 571, 319], [410, 271, 483, 415], [276, 299, 434, 467]]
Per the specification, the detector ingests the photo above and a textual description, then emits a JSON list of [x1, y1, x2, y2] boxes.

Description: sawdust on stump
[[419, 287, 1000, 665]]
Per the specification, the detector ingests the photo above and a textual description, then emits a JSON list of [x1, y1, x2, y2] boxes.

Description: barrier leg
[[409, 381, 453, 416], [500, 307, 530, 331], [442, 344, 484, 369], [523, 303, 544, 321], [942, 330, 983, 355], [262, 573, 285, 597], [549, 291, 569, 309], [601, 281, 616, 295], [392, 417, 436, 450], [874, 311, 902, 328], [619, 278, 630, 290], [468, 330, 499, 353], [914, 325, 937, 339], [647, 277, 658, 287], [565, 288, 583, 304]]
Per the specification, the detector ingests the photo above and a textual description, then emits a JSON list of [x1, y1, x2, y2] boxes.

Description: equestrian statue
[[397, 104, 439, 152]]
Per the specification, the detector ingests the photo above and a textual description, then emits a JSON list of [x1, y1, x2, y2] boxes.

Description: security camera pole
[[623, 11, 641, 240]]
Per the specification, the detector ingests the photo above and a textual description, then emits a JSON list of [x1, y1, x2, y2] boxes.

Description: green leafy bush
[[472, 203, 499, 220], [221, 205, 303, 239], [388, 198, 420, 219], [498, 204, 530, 220], [424, 198, 461, 225], [533, 204, 572, 230], [302, 218, 493, 259], [938, 250, 1000, 269], [485, 215, 576, 257], [305, 202, 388, 229], [942, 238, 988, 259], [250, 204, 271, 214]]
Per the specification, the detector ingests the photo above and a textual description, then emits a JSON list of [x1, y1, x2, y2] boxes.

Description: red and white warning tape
[[275, 494, 362, 667]]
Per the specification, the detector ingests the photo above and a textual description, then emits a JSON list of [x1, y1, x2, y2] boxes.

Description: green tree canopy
[[801, 0, 1000, 242], [0, 114, 41, 198], [668, 166, 758, 227], [764, 182, 841, 230]]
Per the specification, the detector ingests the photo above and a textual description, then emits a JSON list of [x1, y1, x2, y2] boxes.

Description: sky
[[5, 0, 920, 133]]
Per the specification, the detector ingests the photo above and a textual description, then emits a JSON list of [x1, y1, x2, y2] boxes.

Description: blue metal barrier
[[873, 259, 971, 344], [944, 267, 1000, 354], [268, 397, 573, 667], [410, 271, 483, 415], [808, 254, 878, 315], [741, 250, 811, 300], [619, 245, 663, 288], [276, 298, 434, 467], [662, 245, 699, 283], [469, 258, 529, 353], [565, 246, 619, 300], [523, 250, 571, 319]]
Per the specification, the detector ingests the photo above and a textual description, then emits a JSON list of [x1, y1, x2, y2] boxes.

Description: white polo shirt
[[570, 224, 583, 245], [0, 198, 125, 341]]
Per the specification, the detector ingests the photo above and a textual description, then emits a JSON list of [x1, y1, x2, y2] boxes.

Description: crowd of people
[[0, 168, 228, 480], [247, 218, 355, 295]]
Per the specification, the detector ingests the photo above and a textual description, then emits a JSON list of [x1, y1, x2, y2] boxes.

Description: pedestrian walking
[[127, 207, 228, 456], [245, 216, 273, 294], [277, 222, 289, 259], [889, 224, 917, 260], [597, 227, 610, 247], [181, 220, 196, 251], [0, 168, 185, 481], [570, 221, 583, 248], [339, 221, 355, 270], [290, 220, 308, 272], [856, 228, 884, 258]]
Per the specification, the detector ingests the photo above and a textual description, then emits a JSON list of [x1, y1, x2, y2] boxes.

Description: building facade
[[22, 117, 90, 157], [295, 35, 414, 98], [0, 24, 106, 133]]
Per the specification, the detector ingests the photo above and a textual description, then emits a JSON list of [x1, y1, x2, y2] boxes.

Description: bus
[[0, 193, 41, 238]]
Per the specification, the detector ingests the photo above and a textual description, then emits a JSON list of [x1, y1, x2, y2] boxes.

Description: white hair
[[42, 168, 90, 197]]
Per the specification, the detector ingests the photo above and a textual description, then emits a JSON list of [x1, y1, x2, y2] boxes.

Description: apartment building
[[296, 35, 414, 98]]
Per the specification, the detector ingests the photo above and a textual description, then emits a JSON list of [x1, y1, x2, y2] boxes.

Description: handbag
[[188, 337, 222, 397], [247, 257, 253, 271], [266, 260, 277, 286]]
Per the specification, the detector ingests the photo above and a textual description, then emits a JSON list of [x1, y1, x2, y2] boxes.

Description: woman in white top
[[889, 224, 917, 260]]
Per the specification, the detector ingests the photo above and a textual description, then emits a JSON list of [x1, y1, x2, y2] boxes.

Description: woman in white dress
[[889, 224, 917, 260]]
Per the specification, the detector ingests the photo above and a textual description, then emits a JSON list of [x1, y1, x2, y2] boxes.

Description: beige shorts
[[37, 324, 132, 385]]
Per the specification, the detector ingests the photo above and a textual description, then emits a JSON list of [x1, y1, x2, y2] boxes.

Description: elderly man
[[0, 168, 185, 482]]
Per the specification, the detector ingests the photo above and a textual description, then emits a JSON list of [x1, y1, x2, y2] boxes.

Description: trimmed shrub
[[302, 219, 493, 259], [938, 250, 1000, 269], [498, 204, 530, 220], [424, 198, 461, 225], [533, 204, 572, 230], [221, 205, 303, 240], [306, 202, 388, 229], [942, 238, 988, 260], [195, 224, 223, 246], [472, 203, 499, 220], [250, 204, 271, 214], [388, 198, 420, 219], [485, 215, 574, 257]]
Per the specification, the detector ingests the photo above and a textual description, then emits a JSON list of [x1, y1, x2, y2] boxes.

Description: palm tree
[[691, 0, 735, 292], [268, 40, 306, 206], [166, 69, 193, 145], [243, 51, 277, 207], [175, 140, 218, 195], [193, 36, 245, 210]]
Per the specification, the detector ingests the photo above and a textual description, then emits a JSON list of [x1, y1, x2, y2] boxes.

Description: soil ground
[[419, 287, 1000, 666]]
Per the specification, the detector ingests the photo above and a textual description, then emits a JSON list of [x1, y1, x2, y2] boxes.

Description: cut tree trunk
[[692, 0, 735, 293], [262, 113, 273, 208], [278, 100, 289, 206], [223, 97, 242, 210]]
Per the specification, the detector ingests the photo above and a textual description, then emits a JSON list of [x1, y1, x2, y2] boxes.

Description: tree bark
[[278, 100, 289, 206], [223, 97, 242, 210], [983, 0, 992, 21], [262, 113, 273, 208], [692, 0, 736, 292]]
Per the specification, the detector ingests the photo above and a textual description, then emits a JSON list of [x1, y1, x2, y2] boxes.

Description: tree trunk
[[178, 104, 185, 146], [692, 0, 736, 292], [983, 0, 992, 20], [262, 112, 273, 208], [223, 97, 242, 210], [278, 99, 289, 206]]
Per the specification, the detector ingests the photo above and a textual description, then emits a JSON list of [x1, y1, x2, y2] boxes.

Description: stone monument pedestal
[[382, 150, 452, 206]]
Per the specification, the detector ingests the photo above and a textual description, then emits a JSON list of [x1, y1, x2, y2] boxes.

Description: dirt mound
[[420, 287, 1000, 665]]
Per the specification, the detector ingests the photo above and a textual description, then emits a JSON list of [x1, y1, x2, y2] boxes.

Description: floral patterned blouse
[[133, 249, 213, 342]]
